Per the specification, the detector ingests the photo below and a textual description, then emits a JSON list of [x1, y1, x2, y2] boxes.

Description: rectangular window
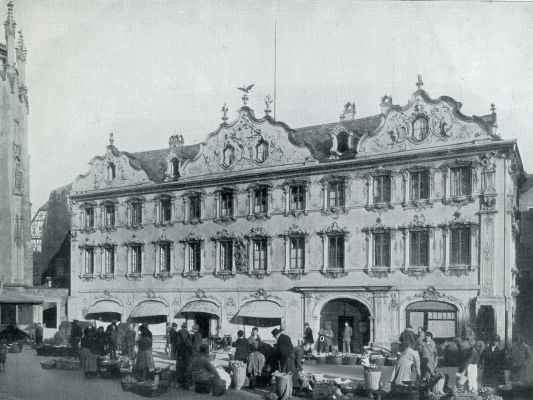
[[18, 304, 33, 325], [131, 203, 142, 226], [220, 241, 233, 271], [450, 167, 472, 197], [130, 245, 142, 274], [328, 236, 345, 269], [159, 243, 171, 272], [410, 230, 429, 267], [254, 188, 268, 214], [104, 205, 115, 227], [328, 181, 345, 207], [189, 195, 202, 220], [290, 237, 305, 270], [189, 242, 201, 272], [374, 232, 390, 268], [290, 185, 306, 211], [253, 239, 267, 270], [410, 170, 430, 200], [104, 247, 115, 274], [0, 304, 16, 325], [84, 207, 94, 228], [160, 198, 172, 222], [373, 175, 391, 203], [451, 227, 471, 265], [220, 191, 233, 217], [83, 248, 94, 274]]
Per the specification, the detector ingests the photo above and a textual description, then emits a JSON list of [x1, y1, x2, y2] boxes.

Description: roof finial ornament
[[109, 132, 114, 147], [221, 103, 228, 123], [237, 83, 254, 106], [416, 74, 424, 90], [264, 94, 273, 116], [5, 0, 16, 37], [339, 112, 345, 122], [490, 103, 496, 114], [16, 30, 26, 62]]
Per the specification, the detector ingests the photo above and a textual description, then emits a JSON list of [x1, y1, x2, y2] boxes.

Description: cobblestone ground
[[0, 344, 463, 400]]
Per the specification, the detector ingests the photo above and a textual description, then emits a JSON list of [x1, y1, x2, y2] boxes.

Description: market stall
[[127, 301, 168, 325], [231, 300, 283, 328], [176, 300, 220, 338], [85, 300, 122, 322]]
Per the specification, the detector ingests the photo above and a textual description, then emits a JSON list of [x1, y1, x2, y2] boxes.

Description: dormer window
[[412, 117, 429, 141], [171, 158, 180, 179], [106, 162, 116, 181], [337, 132, 350, 153]]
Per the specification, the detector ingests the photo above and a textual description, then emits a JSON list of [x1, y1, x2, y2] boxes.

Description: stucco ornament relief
[[183, 108, 315, 176], [358, 90, 495, 156]]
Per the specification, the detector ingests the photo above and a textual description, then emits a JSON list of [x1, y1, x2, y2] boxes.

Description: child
[[0, 339, 8, 372]]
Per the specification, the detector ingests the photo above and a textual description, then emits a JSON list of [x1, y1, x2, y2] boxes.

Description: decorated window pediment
[[72, 134, 151, 193], [182, 107, 316, 176], [358, 87, 498, 156]]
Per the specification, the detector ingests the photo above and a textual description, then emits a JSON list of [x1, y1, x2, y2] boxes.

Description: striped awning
[[85, 300, 122, 321], [231, 300, 283, 327], [128, 301, 168, 324], [177, 300, 219, 318]]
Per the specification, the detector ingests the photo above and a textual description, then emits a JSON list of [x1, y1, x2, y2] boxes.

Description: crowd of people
[[391, 324, 533, 393]]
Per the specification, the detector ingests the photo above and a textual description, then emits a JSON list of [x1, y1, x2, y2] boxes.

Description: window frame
[[130, 244, 142, 275], [188, 241, 202, 272], [253, 187, 269, 215], [104, 204, 115, 228], [84, 207, 95, 229], [328, 235, 345, 269], [373, 231, 391, 268], [290, 185, 306, 211], [130, 202, 143, 226], [409, 229, 429, 267], [83, 247, 95, 275], [289, 236, 305, 270], [158, 242, 171, 273], [450, 166, 472, 197], [328, 181, 346, 208], [159, 197, 172, 223], [252, 238, 268, 271], [189, 194, 202, 221], [450, 226, 471, 266], [410, 169, 430, 201], [103, 246, 115, 275], [220, 189, 234, 218], [219, 240, 234, 272], [373, 174, 391, 204]]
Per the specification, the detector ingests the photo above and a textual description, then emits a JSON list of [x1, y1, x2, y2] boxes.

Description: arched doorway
[[320, 298, 370, 352]]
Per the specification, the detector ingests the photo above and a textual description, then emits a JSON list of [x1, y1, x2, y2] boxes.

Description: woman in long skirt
[[81, 326, 97, 377], [391, 342, 421, 385], [135, 325, 154, 380]]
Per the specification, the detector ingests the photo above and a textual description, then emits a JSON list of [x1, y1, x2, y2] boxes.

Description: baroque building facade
[[68, 81, 523, 349]]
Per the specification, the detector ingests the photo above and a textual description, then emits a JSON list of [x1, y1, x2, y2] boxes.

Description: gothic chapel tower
[[0, 1, 32, 286]]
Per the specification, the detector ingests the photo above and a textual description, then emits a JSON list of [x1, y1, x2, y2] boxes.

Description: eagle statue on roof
[[237, 84, 254, 93]]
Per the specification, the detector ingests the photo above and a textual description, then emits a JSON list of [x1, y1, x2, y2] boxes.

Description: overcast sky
[[7, 0, 533, 212]]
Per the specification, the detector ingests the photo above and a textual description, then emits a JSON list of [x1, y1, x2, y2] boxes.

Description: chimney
[[15, 30, 26, 84], [380, 95, 393, 114], [4, 0, 16, 66]]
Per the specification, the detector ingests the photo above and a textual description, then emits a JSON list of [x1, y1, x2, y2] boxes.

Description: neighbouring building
[[0, 1, 67, 335], [67, 79, 523, 349]]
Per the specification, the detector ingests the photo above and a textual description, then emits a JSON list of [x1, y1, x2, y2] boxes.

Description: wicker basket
[[325, 355, 342, 365], [40, 360, 56, 370]]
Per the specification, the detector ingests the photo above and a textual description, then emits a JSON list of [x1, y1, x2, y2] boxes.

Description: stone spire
[[16, 30, 26, 84], [4, 0, 16, 66]]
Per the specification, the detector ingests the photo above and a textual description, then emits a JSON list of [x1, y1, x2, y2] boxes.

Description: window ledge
[[443, 195, 474, 205], [403, 199, 432, 209], [321, 268, 348, 279], [126, 223, 144, 230], [366, 202, 394, 212], [401, 266, 429, 278], [321, 206, 348, 216], [214, 215, 236, 224], [80, 227, 97, 234], [247, 213, 270, 221], [283, 269, 306, 280], [155, 221, 174, 227], [154, 271, 173, 281], [125, 273, 142, 281], [441, 265, 474, 277], [284, 209, 307, 218], [183, 271, 202, 280], [99, 273, 115, 281], [248, 270, 269, 279], [365, 267, 390, 278], [79, 274, 95, 282], [214, 271, 235, 280], [184, 218, 203, 225], [100, 226, 116, 233]]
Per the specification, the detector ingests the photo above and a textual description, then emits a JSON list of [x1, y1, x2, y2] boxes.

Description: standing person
[[190, 324, 203, 355], [70, 320, 83, 354], [248, 327, 261, 347], [390, 341, 421, 385], [123, 324, 136, 360], [140, 323, 152, 339], [81, 327, 98, 378], [247, 341, 266, 390], [176, 322, 192, 389], [399, 324, 417, 350], [0, 339, 8, 373], [106, 320, 119, 359], [416, 327, 426, 351], [294, 343, 312, 393], [342, 322, 353, 354], [510, 334, 532, 383], [323, 324, 334, 353], [303, 323, 314, 351], [165, 322, 171, 355], [190, 344, 221, 390], [233, 330, 250, 362], [169, 323, 178, 360], [135, 325, 154, 380], [481, 335, 506, 387], [35, 323, 44, 345], [272, 328, 296, 374], [419, 331, 438, 378], [317, 329, 327, 355], [458, 341, 484, 393], [93, 326, 108, 356]]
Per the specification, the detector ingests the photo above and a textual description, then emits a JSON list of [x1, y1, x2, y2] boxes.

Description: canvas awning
[[85, 300, 122, 322], [128, 301, 168, 324], [0, 292, 43, 305], [231, 300, 283, 327], [176, 300, 219, 318]]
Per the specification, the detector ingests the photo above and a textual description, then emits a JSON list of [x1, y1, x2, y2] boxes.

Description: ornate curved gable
[[72, 135, 151, 193], [182, 107, 316, 176], [357, 89, 498, 156]]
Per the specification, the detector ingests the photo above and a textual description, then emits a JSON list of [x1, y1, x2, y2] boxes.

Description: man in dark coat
[[272, 328, 298, 392], [70, 320, 83, 355], [399, 324, 417, 351], [190, 324, 203, 355], [169, 323, 178, 360], [303, 323, 314, 352], [481, 335, 506, 387], [176, 323, 192, 389], [35, 323, 44, 345], [105, 320, 119, 359]]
